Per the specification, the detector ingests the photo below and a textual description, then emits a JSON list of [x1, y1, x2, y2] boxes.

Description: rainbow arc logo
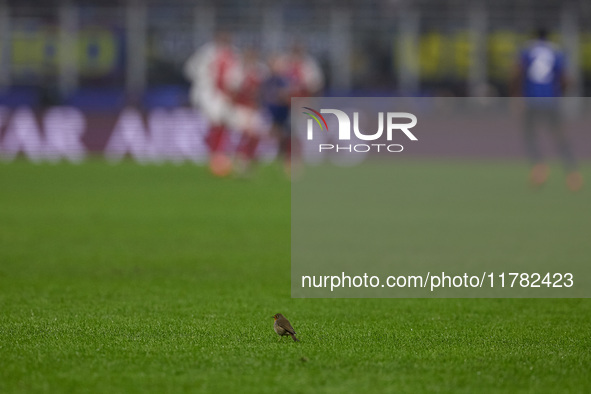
[[302, 107, 329, 132]]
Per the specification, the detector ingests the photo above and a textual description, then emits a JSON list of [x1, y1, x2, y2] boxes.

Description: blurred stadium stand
[[0, 0, 590, 109]]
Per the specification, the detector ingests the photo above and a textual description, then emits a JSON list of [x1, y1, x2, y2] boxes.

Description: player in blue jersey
[[262, 54, 291, 173], [512, 28, 583, 192]]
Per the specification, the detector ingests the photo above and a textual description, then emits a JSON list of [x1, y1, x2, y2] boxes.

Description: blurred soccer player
[[276, 43, 324, 175], [184, 31, 238, 177], [263, 55, 291, 174], [512, 28, 583, 191], [228, 48, 269, 176], [284, 42, 324, 98]]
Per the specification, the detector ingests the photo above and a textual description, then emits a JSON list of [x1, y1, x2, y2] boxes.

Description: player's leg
[[205, 124, 228, 153], [524, 107, 548, 188], [277, 109, 298, 177], [278, 129, 289, 160], [566, 171, 584, 192], [546, 109, 583, 191], [235, 133, 260, 175], [283, 126, 305, 179], [233, 107, 263, 177], [203, 92, 233, 177]]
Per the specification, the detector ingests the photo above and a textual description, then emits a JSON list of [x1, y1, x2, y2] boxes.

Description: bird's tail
[[290, 333, 300, 342]]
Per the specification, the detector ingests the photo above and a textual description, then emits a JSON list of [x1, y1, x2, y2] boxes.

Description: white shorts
[[233, 106, 269, 137], [191, 86, 234, 127]]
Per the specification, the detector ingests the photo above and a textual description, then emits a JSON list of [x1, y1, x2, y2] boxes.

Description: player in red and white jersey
[[284, 42, 324, 98], [276, 43, 324, 176], [227, 48, 269, 175], [184, 31, 238, 176]]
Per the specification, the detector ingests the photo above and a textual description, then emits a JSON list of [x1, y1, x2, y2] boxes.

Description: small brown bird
[[273, 313, 299, 342]]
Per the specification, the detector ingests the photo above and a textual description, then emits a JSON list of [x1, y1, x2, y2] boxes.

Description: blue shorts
[[268, 105, 290, 132]]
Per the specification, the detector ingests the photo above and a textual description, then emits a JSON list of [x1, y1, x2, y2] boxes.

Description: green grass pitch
[[0, 160, 589, 393]]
